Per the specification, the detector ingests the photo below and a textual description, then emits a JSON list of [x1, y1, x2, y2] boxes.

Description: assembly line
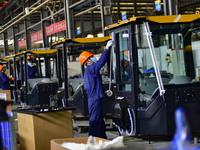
[[1, 0, 200, 149]]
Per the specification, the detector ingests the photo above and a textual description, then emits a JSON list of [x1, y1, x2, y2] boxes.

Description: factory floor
[[11, 104, 200, 150], [74, 129, 167, 150]]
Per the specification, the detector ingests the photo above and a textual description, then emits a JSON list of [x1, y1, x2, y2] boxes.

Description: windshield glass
[[137, 22, 200, 107]]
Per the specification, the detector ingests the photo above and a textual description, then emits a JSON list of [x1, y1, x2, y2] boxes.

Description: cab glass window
[[116, 30, 131, 91], [136, 22, 200, 108]]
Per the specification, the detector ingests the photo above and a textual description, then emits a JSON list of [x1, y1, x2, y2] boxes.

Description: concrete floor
[[73, 123, 200, 150], [11, 104, 200, 150], [73, 129, 172, 150]]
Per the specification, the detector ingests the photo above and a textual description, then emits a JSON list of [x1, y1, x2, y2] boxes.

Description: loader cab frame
[[52, 37, 111, 103], [107, 14, 200, 135], [5, 49, 63, 106]]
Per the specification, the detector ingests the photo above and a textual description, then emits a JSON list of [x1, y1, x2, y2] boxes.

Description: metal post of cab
[[62, 42, 69, 107], [57, 48, 62, 88], [13, 56, 18, 102], [24, 53, 28, 104]]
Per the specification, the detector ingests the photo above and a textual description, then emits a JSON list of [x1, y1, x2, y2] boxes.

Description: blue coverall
[[84, 49, 109, 139], [0, 72, 10, 90], [27, 65, 37, 79], [19, 64, 37, 80]]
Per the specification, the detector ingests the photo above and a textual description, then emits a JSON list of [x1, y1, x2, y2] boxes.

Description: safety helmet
[[27, 55, 34, 60], [79, 51, 94, 65], [0, 65, 4, 71]]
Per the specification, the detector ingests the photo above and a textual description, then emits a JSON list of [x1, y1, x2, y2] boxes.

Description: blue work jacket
[[27, 65, 37, 79], [0, 72, 10, 90], [19, 64, 37, 80], [84, 49, 109, 105]]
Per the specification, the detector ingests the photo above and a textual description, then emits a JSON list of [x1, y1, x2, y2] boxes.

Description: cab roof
[[4, 49, 58, 60], [105, 14, 200, 30], [52, 36, 111, 46]]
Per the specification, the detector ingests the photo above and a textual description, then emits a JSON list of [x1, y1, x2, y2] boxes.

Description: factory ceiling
[[0, 0, 200, 39], [0, 0, 200, 24]]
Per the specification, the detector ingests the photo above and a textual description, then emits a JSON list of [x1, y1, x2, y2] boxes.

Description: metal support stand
[[148, 136, 151, 144], [194, 137, 198, 144]]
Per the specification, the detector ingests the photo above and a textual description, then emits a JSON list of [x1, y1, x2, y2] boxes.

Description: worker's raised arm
[[95, 40, 113, 71], [105, 40, 113, 50]]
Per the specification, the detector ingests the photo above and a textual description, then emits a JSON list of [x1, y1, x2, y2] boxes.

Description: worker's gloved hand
[[106, 40, 113, 49], [7, 74, 11, 79], [7, 74, 14, 81], [105, 90, 113, 97]]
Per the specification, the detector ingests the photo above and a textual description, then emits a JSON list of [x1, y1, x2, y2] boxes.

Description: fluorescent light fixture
[[97, 33, 104, 37], [86, 34, 94, 38], [122, 33, 129, 38]]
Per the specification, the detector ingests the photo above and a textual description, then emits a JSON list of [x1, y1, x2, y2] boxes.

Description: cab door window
[[116, 30, 132, 91]]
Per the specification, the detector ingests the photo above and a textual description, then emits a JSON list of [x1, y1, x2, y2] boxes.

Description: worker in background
[[27, 56, 37, 79], [19, 56, 37, 80], [0, 65, 10, 90], [79, 40, 113, 139]]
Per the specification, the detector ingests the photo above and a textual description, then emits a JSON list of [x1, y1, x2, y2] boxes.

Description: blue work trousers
[[88, 99, 107, 139]]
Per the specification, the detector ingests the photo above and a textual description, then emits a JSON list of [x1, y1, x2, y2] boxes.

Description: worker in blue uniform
[[79, 40, 113, 139], [0, 65, 10, 90], [19, 56, 37, 80], [27, 56, 37, 79]]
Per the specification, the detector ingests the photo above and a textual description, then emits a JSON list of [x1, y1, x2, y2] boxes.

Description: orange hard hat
[[0, 65, 4, 71], [27, 55, 34, 60], [79, 51, 94, 65]]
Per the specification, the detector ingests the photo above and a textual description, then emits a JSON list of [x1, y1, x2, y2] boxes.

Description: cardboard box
[[51, 137, 109, 150], [18, 110, 73, 150], [0, 90, 12, 112]]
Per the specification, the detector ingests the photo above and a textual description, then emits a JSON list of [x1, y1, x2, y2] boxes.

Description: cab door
[[112, 23, 139, 135]]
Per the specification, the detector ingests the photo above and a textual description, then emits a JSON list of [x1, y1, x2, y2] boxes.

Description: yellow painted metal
[[0, 58, 9, 61], [105, 14, 200, 30], [105, 22, 122, 30], [30, 49, 57, 54], [5, 54, 16, 58], [146, 14, 200, 23], [52, 36, 111, 46], [4, 49, 58, 60], [52, 39, 71, 46], [71, 36, 111, 43]]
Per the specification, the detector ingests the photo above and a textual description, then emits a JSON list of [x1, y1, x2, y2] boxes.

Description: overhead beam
[[179, 0, 200, 9], [74, 4, 100, 17], [0, 0, 51, 34], [69, 0, 86, 9]]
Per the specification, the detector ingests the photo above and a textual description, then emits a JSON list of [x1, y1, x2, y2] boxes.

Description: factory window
[[116, 30, 131, 91]]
